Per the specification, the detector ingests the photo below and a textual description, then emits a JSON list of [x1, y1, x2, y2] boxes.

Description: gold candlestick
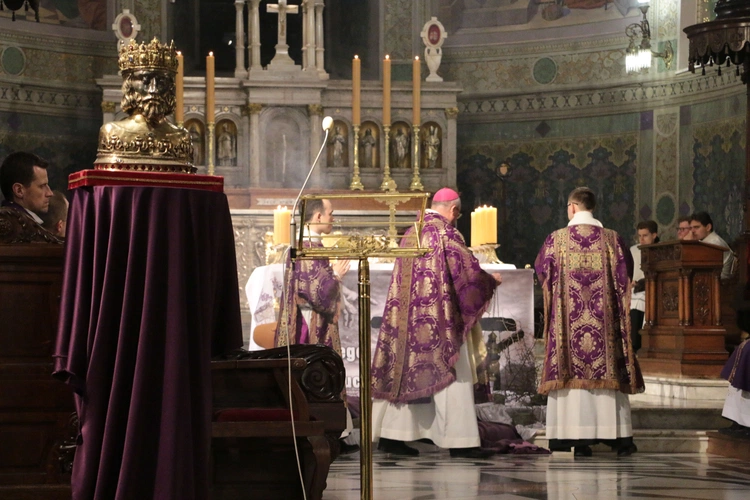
[[207, 123, 215, 176], [409, 125, 423, 191], [350, 124, 364, 190], [380, 125, 397, 191]]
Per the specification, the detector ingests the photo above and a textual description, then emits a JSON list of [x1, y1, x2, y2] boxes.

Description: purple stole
[[275, 240, 341, 354], [535, 224, 644, 395], [371, 212, 496, 404]]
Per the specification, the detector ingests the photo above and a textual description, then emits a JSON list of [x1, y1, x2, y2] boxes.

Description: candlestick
[[352, 55, 361, 126], [383, 55, 391, 126], [412, 56, 420, 127], [175, 51, 184, 125], [206, 52, 215, 124]]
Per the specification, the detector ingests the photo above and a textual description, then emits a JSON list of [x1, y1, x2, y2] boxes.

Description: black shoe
[[449, 447, 494, 459], [377, 438, 419, 456], [573, 446, 593, 457], [617, 444, 637, 457], [339, 441, 360, 455]]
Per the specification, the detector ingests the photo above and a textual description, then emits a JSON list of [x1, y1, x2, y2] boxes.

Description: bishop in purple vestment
[[371, 188, 501, 458], [535, 187, 644, 457]]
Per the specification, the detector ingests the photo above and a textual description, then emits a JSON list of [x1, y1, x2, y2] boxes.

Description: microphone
[[290, 116, 334, 253]]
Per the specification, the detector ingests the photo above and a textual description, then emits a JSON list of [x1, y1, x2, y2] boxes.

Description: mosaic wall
[[456, 118, 639, 268], [0, 111, 100, 195]]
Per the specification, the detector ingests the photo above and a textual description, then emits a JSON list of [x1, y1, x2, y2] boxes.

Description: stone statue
[[360, 128, 377, 169], [330, 126, 346, 168], [424, 125, 440, 169], [95, 38, 194, 173], [392, 128, 409, 168], [217, 123, 236, 166], [189, 124, 203, 166]]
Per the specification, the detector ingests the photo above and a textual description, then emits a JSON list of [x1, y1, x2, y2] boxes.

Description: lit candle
[[489, 206, 497, 244], [412, 56, 420, 126], [175, 51, 184, 124], [470, 211, 477, 247], [206, 51, 215, 124], [273, 206, 292, 245], [352, 55, 361, 126], [383, 55, 391, 126]]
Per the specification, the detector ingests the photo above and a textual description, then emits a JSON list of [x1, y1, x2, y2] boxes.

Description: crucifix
[[267, 0, 299, 69]]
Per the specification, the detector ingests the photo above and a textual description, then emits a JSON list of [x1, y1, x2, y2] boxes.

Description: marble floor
[[323, 451, 750, 500]]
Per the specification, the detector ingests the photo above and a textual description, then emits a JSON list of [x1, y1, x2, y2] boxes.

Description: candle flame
[[415, 56, 419, 61], [209, 51, 214, 56], [385, 55, 390, 60], [177, 51, 182, 56], [354, 55, 359, 59]]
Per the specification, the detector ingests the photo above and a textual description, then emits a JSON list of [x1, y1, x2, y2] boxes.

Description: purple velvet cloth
[[722, 339, 750, 391], [275, 240, 341, 353], [477, 421, 550, 455], [52, 185, 243, 500], [535, 224, 644, 395], [371, 211, 497, 403]]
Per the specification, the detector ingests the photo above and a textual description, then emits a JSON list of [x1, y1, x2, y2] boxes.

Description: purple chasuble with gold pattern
[[275, 240, 341, 354], [535, 224, 644, 395], [371, 211, 497, 403]]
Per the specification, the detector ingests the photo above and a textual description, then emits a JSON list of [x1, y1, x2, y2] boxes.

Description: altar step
[[530, 405, 728, 454], [706, 431, 750, 460]]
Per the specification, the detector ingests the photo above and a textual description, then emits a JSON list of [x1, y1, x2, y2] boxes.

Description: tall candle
[[470, 211, 477, 247], [383, 55, 391, 125], [273, 206, 292, 245], [489, 206, 497, 244], [352, 55, 361, 126], [206, 52, 215, 124], [175, 51, 184, 124], [412, 56, 421, 126]]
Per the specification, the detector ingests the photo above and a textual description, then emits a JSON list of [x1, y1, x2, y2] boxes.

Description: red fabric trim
[[68, 170, 224, 192]]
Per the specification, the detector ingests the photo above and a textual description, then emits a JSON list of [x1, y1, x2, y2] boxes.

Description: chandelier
[[625, 0, 673, 73], [0, 0, 39, 21]]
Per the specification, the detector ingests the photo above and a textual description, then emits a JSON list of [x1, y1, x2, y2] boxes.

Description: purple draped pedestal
[[53, 182, 243, 500]]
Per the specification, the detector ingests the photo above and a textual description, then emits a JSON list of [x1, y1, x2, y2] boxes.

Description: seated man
[[677, 216, 693, 241], [0, 151, 60, 243], [41, 191, 69, 238], [629, 221, 658, 353], [689, 212, 736, 281]]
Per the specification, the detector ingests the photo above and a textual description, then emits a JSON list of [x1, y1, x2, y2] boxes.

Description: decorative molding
[[662, 284, 679, 312], [0, 82, 100, 117], [457, 72, 744, 121], [694, 274, 712, 326], [247, 103, 263, 114], [444, 107, 459, 119], [308, 103, 324, 116], [101, 101, 117, 113]]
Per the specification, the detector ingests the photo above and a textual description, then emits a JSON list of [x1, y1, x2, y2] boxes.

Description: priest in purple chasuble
[[720, 338, 750, 435], [275, 198, 350, 351], [371, 188, 502, 459], [535, 187, 644, 457]]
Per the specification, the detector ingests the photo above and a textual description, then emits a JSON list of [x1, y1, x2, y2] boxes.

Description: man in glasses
[[677, 216, 693, 240]]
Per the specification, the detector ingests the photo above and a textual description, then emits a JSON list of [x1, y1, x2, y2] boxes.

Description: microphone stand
[[289, 123, 332, 260]]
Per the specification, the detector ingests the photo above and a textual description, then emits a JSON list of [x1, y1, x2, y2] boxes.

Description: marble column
[[444, 107, 458, 187], [234, 0, 247, 78], [314, 0, 326, 77], [308, 104, 324, 187], [305, 0, 316, 71], [248, 103, 263, 185], [248, 0, 262, 73]]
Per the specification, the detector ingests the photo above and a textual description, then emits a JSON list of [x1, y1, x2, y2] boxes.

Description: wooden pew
[[211, 345, 347, 500]]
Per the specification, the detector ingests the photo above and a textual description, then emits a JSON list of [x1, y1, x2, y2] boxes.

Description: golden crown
[[119, 38, 178, 74]]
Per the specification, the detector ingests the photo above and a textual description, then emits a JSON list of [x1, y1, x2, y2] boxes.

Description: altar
[[245, 262, 536, 395]]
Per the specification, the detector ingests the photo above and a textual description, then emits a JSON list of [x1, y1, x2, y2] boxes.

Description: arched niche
[[420, 121, 443, 170], [390, 121, 411, 169], [216, 118, 239, 167], [259, 107, 310, 188], [184, 118, 205, 166], [359, 121, 380, 169], [327, 119, 350, 169]]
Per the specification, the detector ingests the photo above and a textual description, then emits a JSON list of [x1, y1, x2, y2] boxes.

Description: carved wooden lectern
[[638, 240, 729, 378]]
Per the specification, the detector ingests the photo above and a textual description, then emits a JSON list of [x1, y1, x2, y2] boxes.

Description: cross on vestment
[[267, 0, 299, 41]]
